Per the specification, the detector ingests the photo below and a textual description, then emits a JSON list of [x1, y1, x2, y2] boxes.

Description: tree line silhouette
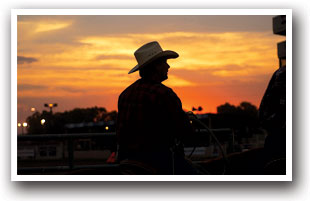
[[215, 101, 258, 131], [26, 107, 117, 134], [24, 101, 259, 136]]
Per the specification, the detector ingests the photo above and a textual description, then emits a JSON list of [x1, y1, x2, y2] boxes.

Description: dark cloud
[[18, 15, 275, 46], [39, 65, 128, 71], [56, 86, 86, 93], [18, 84, 48, 91], [17, 56, 38, 64], [70, 15, 275, 34], [18, 84, 87, 94]]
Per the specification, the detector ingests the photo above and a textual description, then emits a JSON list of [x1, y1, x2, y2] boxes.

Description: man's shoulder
[[119, 79, 140, 97], [158, 83, 175, 94], [143, 81, 176, 98], [154, 83, 181, 103], [119, 79, 178, 99]]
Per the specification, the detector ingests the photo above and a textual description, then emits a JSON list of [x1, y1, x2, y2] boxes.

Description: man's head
[[139, 57, 170, 82], [129, 41, 178, 81]]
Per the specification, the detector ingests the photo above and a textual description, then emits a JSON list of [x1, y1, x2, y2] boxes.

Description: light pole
[[17, 123, 21, 135], [18, 122, 28, 135], [44, 103, 58, 113], [22, 122, 28, 135]]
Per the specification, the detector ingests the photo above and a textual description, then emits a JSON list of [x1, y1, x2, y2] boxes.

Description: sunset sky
[[17, 15, 285, 124]]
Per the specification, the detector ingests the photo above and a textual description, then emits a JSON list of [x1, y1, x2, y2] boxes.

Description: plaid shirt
[[116, 78, 192, 161]]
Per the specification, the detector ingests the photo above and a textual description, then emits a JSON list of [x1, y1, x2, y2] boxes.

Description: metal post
[[68, 138, 74, 169], [232, 129, 235, 153]]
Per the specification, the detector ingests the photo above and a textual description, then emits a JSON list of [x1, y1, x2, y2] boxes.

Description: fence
[[17, 129, 234, 174]]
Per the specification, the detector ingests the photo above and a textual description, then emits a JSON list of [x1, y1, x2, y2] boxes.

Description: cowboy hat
[[128, 41, 179, 74]]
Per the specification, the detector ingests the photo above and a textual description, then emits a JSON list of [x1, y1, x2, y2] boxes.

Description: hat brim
[[128, 50, 179, 74]]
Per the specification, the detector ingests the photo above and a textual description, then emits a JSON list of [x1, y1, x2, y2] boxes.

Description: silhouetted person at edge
[[116, 41, 198, 174], [258, 65, 286, 174]]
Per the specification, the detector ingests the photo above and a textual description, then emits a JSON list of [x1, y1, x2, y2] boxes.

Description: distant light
[[17, 123, 21, 127], [190, 121, 193, 124], [105, 126, 109, 131], [22, 122, 28, 127], [31, 107, 36, 112], [44, 103, 58, 113], [41, 119, 46, 125]]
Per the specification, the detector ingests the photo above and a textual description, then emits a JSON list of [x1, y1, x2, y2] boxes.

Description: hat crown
[[134, 41, 163, 65]]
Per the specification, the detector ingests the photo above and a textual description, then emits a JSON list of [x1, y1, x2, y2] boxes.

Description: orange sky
[[17, 15, 285, 123]]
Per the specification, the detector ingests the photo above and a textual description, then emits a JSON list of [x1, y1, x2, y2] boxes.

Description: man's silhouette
[[259, 65, 286, 174], [116, 41, 197, 174]]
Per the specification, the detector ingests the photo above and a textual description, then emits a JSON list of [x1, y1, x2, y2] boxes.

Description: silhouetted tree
[[26, 111, 44, 134], [215, 101, 259, 138], [192, 106, 203, 112], [217, 102, 258, 117], [217, 102, 238, 114], [238, 101, 258, 117], [26, 107, 117, 134]]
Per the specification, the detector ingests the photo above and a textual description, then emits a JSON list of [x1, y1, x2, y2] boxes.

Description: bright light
[[49, 103, 54, 107], [105, 126, 109, 131], [31, 107, 36, 112], [41, 119, 46, 125], [17, 123, 21, 127], [22, 122, 28, 127]]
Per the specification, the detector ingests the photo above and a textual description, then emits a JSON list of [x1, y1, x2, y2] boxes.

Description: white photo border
[[11, 9, 292, 181]]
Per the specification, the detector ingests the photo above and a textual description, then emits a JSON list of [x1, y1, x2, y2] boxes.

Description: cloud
[[170, 64, 275, 87], [55, 86, 87, 93], [17, 30, 281, 103], [18, 15, 275, 37], [17, 56, 38, 64], [95, 54, 133, 61], [18, 19, 72, 33], [18, 84, 48, 91], [34, 21, 72, 33], [164, 75, 196, 87]]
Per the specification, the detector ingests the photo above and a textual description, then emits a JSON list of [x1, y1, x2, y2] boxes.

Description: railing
[[18, 132, 117, 174], [17, 129, 234, 174]]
